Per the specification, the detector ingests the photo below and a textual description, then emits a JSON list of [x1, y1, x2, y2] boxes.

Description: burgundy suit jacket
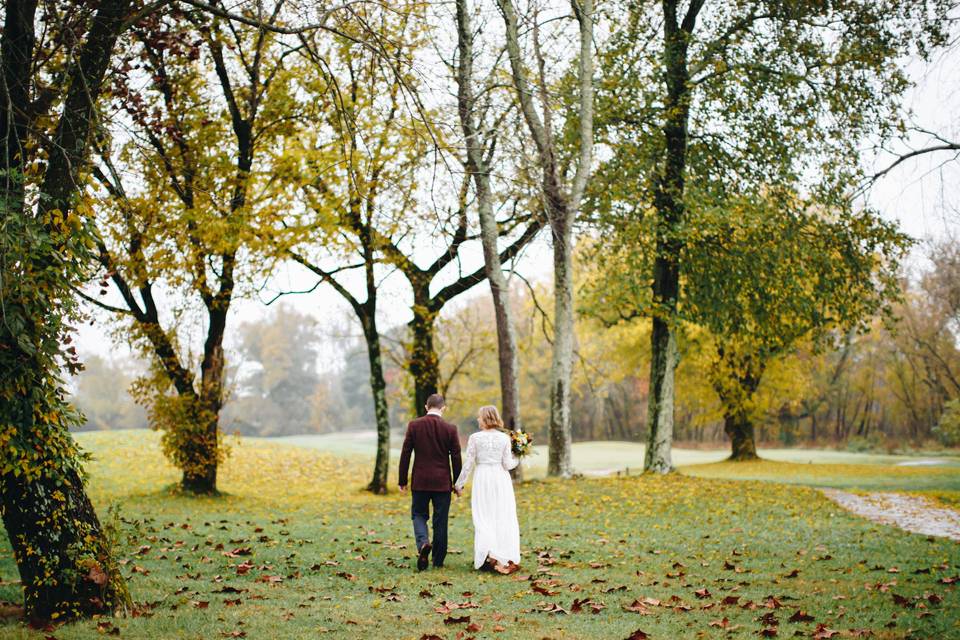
[[398, 413, 462, 492]]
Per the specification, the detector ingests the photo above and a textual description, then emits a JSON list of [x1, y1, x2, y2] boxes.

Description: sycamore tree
[[494, 0, 595, 478], [590, 0, 949, 472], [85, 5, 298, 493]]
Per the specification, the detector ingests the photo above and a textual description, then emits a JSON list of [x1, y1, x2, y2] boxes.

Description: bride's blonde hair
[[478, 405, 505, 431]]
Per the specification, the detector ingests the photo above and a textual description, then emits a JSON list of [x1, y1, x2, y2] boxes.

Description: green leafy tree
[[591, 0, 948, 471], [86, 6, 297, 493]]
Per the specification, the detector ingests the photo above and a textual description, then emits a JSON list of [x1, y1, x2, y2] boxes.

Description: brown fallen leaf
[[759, 627, 778, 637], [444, 615, 470, 624], [623, 600, 653, 615], [891, 593, 912, 608], [788, 610, 814, 623], [624, 629, 650, 640], [536, 602, 568, 614], [812, 624, 840, 639]]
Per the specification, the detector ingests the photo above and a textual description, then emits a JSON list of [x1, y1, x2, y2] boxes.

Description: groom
[[398, 393, 462, 571]]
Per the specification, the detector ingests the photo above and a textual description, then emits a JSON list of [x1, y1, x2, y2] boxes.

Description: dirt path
[[820, 489, 960, 541]]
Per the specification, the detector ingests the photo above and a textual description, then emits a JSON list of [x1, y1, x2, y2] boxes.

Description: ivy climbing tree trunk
[[643, 0, 702, 474], [0, 0, 133, 621]]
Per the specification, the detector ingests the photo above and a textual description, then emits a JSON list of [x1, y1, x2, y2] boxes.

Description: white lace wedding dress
[[454, 429, 521, 569]]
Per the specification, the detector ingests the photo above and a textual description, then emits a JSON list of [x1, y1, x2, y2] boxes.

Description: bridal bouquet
[[510, 428, 534, 457]]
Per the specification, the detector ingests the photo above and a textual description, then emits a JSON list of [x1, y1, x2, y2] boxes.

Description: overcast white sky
[[73, 40, 959, 372]]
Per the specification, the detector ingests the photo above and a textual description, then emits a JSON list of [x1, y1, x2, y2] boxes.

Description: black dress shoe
[[417, 543, 432, 571]]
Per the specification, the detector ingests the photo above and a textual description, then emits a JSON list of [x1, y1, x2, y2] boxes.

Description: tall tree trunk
[[362, 314, 391, 494], [547, 215, 575, 477], [455, 0, 523, 478], [409, 286, 439, 415], [644, 321, 678, 472], [497, 0, 593, 478], [0, 0, 133, 621], [644, 0, 699, 474]]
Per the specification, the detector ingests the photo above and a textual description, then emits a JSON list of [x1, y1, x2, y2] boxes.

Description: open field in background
[[274, 430, 960, 483], [0, 430, 958, 639]]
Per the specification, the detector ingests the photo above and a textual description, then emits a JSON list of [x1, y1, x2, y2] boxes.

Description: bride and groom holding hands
[[398, 393, 522, 574]]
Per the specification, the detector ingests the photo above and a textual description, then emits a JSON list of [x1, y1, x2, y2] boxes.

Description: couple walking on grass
[[398, 393, 521, 574]]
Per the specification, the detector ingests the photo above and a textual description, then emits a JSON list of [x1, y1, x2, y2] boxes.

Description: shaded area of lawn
[[0, 431, 957, 639]]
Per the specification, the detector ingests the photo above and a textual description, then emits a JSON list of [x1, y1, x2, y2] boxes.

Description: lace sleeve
[[501, 433, 519, 471], [454, 434, 476, 490]]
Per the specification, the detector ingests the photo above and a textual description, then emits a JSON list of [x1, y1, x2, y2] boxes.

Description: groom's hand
[[399, 484, 407, 493], [453, 488, 463, 498]]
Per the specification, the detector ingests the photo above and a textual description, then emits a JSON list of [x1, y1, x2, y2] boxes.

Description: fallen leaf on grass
[[788, 610, 814, 623], [759, 627, 778, 637], [536, 602, 568, 614], [812, 624, 840, 639], [624, 629, 649, 640], [443, 615, 470, 624]]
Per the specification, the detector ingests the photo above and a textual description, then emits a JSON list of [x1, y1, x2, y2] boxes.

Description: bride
[[454, 405, 521, 574]]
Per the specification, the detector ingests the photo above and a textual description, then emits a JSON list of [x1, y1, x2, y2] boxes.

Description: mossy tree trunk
[[409, 284, 440, 416], [644, 0, 701, 474], [362, 313, 392, 494]]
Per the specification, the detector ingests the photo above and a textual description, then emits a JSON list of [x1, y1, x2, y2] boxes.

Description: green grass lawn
[[1, 430, 958, 639]]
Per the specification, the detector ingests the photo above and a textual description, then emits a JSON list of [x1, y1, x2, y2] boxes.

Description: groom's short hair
[[425, 393, 445, 409]]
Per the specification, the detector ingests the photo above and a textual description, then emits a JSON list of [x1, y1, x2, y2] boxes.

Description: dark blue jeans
[[411, 490, 451, 567]]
